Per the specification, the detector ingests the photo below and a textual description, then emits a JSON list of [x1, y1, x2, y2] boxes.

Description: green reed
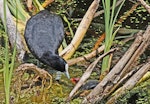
[[101, 0, 125, 74], [2, 0, 17, 103]]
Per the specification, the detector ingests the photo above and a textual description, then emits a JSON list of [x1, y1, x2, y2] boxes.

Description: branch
[[67, 45, 105, 66], [60, 0, 101, 59], [82, 25, 150, 103], [0, 0, 26, 61], [67, 48, 117, 101], [106, 61, 150, 104]]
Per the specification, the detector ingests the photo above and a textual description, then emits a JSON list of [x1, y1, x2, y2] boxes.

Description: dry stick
[[106, 65, 140, 96], [97, 64, 142, 104], [96, 25, 150, 102], [82, 31, 143, 103], [118, 27, 150, 80], [106, 61, 150, 104], [92, 33, 105, 51], [115, 2, 140, 26], [67, 45, 105, 66], [60, 0, 100, 60], [137, 0, 150, 14], [67, 48, 117, 101], [83, 26, 150, 103], [0, 1, 26, 61]]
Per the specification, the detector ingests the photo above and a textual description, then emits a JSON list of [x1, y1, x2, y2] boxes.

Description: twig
[[92, 33, 105, 51], [104, 64, 144, 103], [67, 48, 117, 101], [82, 25, 150, 103], [67, 45, 105, 66], [60, 0, 101, 59], [115, 2, 140, 26], [106, 61, 150, 104]]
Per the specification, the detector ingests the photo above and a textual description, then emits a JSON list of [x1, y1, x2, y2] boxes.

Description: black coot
[[24, 10, 70, 78]]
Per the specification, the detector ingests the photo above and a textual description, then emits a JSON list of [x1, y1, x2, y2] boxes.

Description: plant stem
[[2, 0, 17, 103], [101, 0, 125, 74]]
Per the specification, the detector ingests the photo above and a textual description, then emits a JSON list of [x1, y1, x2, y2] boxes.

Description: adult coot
[[24, 10, 70, 79]]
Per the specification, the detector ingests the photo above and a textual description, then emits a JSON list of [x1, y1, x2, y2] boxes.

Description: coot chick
[[24, 10, 70, 79]]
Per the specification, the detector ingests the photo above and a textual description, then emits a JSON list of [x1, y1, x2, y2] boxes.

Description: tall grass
[[3, 32, 16, 104], [2, 0, 17, 103], [1, 0, 44, 103], [7, 0, 30, 22], [101, 0, 125, 74]]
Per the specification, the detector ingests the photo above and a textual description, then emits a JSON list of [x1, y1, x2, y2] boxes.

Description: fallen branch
[[82, 25, 150, 103], [106, 61, 150, 104], [67, 48, 117, 101], [60, 0, 101, 59], [67, 45, 105, 66], [138, 71, 150, 84], [105, 64, 143, 99]]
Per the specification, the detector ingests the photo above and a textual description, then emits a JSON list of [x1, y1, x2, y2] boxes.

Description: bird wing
[[24, 10, 64, 58]]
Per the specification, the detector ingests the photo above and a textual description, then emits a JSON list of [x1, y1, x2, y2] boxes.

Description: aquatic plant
[[1, 0, 17, 103], [101, 0, 125, 75]]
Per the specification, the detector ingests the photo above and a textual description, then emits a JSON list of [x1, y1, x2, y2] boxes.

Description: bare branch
[[67, 45, 105, 66], [67, 48, 117, 101], [82, 25, 150, 104], [106, 61, 150, 104], [60, 0, 101, 59]]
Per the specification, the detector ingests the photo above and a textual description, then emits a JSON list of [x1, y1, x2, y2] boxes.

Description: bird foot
[[15, 63, 52, 89]]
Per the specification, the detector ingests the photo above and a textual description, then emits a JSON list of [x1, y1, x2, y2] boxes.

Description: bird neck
[[40, 52, 66, 72], [49, 55, 66, 72]]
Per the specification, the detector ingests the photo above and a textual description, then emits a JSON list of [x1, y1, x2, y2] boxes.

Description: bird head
[[40, 53, 70, 79], [56, 57, 70, 79]]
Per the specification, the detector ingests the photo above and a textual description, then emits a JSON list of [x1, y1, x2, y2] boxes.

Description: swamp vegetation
[[0, 0, 150, 104]]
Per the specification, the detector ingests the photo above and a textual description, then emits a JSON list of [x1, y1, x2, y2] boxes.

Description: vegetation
[[116, 79, 150, 104], [101, 0, 125, 75], [0, 0, 150, 104], [1, 0, 16, 103]]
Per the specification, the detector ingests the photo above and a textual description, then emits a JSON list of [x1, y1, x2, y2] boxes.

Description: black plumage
[[24, 10, 69, 78]]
